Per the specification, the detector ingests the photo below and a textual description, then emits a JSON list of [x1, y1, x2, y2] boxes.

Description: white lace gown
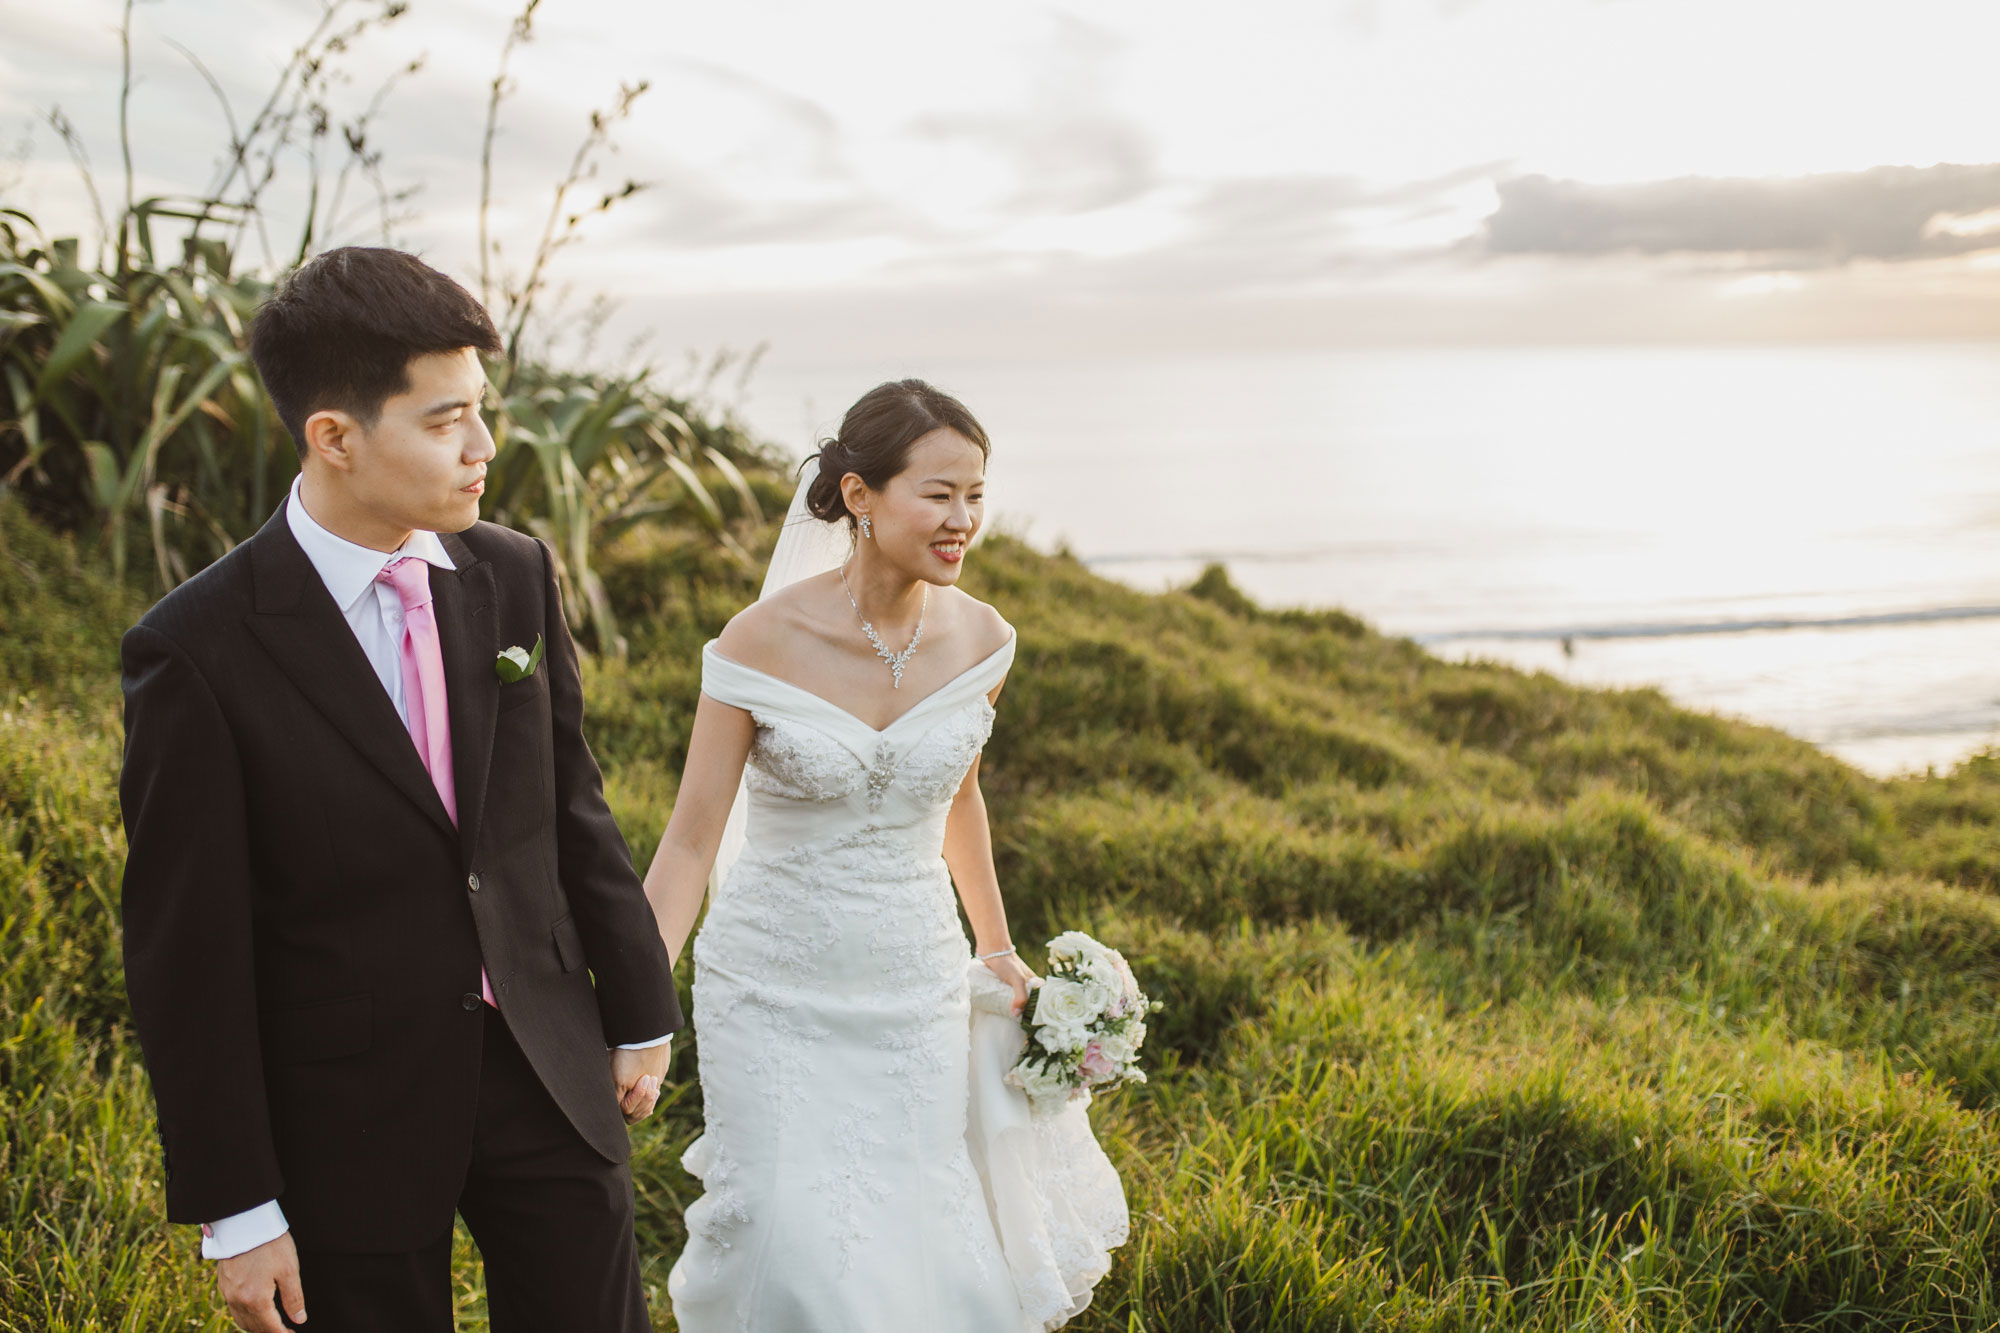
[[667, 631, 1128, 1332]]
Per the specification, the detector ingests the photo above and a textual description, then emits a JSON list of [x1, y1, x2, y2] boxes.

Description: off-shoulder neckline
[[703, 629, 1015, 735]]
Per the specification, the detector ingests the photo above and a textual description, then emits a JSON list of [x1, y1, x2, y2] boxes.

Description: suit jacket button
[[467, 872, 481, 892], [461, 993, 482, 1011]]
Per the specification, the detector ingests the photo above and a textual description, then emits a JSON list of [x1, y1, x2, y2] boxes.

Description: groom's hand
[[610, 1043, 671, 1124], [217, 1230, 305, 1331]]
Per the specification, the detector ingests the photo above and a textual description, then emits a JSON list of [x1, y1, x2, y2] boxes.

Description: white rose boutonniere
[[496, 634, 545, 684]]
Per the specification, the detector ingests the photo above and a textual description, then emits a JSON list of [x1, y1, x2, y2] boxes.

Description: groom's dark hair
[[250, 246, 503, 459]]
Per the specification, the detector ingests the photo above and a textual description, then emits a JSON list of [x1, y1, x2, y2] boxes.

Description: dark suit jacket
[[117, 499, 681, 1253]]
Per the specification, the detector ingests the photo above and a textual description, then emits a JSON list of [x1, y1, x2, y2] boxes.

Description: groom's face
[[338, 347, 495, 535]]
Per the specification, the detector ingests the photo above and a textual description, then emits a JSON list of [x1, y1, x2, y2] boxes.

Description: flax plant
[[0, 0, 780, 652], [0, 209, 277, 588]]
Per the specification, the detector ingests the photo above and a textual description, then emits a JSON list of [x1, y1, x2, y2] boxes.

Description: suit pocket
[[262, 993, 372, 1062], [552, 913, 585, 973], [497, 672, 548, 714]]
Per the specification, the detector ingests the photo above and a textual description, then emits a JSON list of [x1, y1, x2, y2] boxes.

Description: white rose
[[1017, 1063, 1080, 1116], [1097, 1029, 1136, 1064], [1046, 931, 1106, 967], [1079, 976, 1117, 1015], [1007, 1059, 1074, 1104], [1034, 978, 1097, 1029], [1077, 952, 1120, 990], [1035, 1019, 1089, 1054]]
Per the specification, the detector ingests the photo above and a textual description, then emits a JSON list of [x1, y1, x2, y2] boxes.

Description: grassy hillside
[[6, 498, 2000, 1330]]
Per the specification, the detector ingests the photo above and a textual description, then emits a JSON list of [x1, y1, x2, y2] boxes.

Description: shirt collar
[[285, 473, 456, 615]]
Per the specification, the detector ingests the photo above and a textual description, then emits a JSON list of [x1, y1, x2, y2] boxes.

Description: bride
[[641, 379, 1127, 1331]]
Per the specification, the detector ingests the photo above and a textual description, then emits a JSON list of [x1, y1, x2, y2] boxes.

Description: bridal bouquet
[[1004, 931, 1160, 1116]]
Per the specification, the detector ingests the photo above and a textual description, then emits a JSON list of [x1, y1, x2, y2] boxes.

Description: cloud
[[1336, 0, 1495, 38], [1181, 162, 1502, 247], [1484, 163, 2000, 264], [1336, 0, 1383, 38], [997, 163, 1504, 300], [502, 16, 1159, 260], [626, 165, 912, 251], [653, 56, 852, 183], [909, 14, 1157, 217], [588, 56, 927, 252]]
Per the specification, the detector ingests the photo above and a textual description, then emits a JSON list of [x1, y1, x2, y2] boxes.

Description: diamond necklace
[[840, 563, 928, 688]]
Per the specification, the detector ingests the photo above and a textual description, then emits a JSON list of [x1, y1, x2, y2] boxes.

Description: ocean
[[735, 342, 2000, 778]]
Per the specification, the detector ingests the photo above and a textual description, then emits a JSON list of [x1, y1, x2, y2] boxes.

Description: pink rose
[[1078, 1041, 1116, 1081]]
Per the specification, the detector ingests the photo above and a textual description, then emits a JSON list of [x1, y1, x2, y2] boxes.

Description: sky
[[5, 0, 2000, 370]]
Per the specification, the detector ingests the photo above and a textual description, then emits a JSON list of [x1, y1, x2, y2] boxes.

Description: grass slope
[[5, 501, 1999, 1330]]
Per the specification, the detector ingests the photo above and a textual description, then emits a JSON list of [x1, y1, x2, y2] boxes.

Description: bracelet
[[976, 946, 1017, 961]]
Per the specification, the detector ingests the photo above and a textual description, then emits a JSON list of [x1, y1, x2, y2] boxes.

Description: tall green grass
[[7, 499, 2000, 1330]]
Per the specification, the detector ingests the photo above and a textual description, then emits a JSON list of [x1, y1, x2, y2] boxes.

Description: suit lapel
[[245, 504, 457, 839], [432, 532, 497, 867]]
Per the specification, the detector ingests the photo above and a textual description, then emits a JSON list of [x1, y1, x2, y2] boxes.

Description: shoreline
[[1410, 600, 2000, 645], [1074, 552, 2000, 781]]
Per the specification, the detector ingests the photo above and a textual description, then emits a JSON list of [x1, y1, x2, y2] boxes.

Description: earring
[[858, 514, 872, 540]]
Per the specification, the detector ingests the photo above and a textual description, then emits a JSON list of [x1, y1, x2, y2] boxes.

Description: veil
[[707, 455, 853, 898]]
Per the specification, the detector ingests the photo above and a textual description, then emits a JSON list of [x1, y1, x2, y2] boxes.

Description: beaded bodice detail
[[703, 634, 1014, 859], [745, 705, 996, 812]]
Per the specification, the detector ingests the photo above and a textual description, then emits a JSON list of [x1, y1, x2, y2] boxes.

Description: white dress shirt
[[202, 477, 667, 1260]]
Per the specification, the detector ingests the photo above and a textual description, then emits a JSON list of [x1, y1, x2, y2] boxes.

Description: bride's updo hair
[[805, 379, 990, 528]]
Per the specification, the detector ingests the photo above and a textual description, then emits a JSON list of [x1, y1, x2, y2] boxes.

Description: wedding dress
[[665, 630, 1128, 1332]]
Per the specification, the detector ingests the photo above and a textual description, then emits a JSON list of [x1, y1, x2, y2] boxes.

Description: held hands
[[610, 1042, 671, 1124], [981, 949, 1037, 1016], [217, 1230, 305, 1331]]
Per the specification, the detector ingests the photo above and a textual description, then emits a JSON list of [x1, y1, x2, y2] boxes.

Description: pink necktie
[[377, 557, 495, 1008]]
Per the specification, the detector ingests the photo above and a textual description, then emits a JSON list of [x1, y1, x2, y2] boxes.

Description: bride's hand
[[982, 950, 1037, 1016]]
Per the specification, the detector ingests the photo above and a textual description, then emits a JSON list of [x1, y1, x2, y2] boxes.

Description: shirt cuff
[[614, 1034, 673, 1051], [201, 1199, 290, 1260]]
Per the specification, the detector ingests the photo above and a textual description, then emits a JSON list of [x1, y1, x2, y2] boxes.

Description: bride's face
[[855, 427, 986, 586]]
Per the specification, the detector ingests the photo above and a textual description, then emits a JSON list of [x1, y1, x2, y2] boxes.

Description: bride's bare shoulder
[[714, 574, 839, 667], [943, 586, 1014, 658]]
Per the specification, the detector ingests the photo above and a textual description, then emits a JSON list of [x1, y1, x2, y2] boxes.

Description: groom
[[118, 247, 679, 1332]]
